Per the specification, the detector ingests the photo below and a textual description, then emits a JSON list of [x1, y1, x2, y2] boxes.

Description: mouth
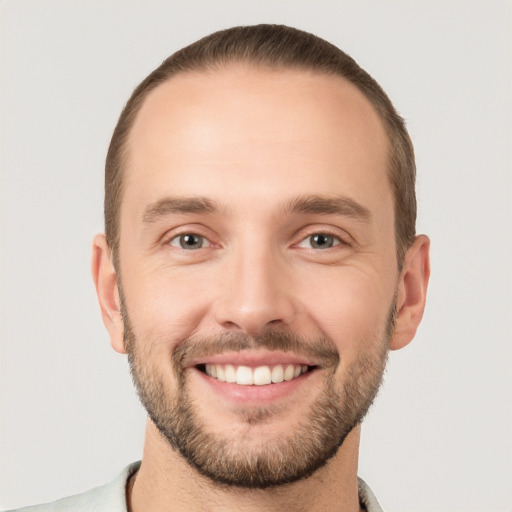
[[186, 349, 324, 405], [196, 363, 315, 386], [188, 352, 322, 406]]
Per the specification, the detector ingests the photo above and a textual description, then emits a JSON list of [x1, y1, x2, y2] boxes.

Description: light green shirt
[[5, 462, 383, 512]]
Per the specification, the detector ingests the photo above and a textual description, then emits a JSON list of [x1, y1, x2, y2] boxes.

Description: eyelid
[[168, 233, 211, 249], [293, 225, 352, 248], [296, 233, 342, 249], [161, 225, 219, 249]]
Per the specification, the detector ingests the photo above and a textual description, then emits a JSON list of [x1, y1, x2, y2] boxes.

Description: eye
[[298, 233, 341, 250], [169, 233, 208, 250]]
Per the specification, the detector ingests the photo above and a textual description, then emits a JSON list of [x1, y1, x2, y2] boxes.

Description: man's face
[[117, 65, 398, 487]]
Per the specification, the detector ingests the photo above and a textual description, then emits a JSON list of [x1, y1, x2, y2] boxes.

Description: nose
[[213, 243, 296, 335]]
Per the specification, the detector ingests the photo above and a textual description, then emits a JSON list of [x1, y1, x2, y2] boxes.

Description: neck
[[128, 420, 364, 512]]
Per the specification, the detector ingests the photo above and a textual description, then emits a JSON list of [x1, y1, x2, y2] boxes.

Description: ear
[[390, 235, 430, 351], [91, 234, 126, 354]]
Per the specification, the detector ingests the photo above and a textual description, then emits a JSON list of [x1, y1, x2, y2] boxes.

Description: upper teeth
[[204, 364, 308, 386]]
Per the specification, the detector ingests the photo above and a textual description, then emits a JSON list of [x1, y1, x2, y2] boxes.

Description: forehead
[[123, 64, 391, 219]]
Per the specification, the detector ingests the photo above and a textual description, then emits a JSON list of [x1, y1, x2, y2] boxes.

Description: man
[[10, 24, 429, 512]]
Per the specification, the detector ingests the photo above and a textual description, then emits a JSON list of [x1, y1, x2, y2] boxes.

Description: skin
[[92, 64, 430, 511]]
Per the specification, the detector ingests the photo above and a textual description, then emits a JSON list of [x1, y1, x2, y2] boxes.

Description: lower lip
[[191, 367, 316, 405]]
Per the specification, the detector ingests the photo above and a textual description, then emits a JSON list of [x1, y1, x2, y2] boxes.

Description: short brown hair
[[105, 24, 416, 266]]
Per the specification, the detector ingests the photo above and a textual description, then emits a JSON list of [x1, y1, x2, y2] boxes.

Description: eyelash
[[165, 230, 349, 251], [167, 233, 213, 250], [296, 232, 344, 250]]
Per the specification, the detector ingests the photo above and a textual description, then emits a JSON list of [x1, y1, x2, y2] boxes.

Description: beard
[[122, 302, 394, 489]]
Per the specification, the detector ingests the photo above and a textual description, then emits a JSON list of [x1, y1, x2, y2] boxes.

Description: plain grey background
[[1, 1, 511, 510]]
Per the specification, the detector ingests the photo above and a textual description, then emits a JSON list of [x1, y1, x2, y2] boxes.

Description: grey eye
[[309, 233, 335, 249], [169, 234, 206, 250], [297, 233, 341, 249]]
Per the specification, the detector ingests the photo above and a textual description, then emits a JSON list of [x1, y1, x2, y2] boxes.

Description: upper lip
[[187, 350, 317, 368]]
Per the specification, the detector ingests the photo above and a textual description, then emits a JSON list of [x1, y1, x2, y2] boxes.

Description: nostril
[[220, 320, 243, 330]]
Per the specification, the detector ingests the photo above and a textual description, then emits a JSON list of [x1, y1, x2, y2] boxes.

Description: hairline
[[110, 61, 410, 270]]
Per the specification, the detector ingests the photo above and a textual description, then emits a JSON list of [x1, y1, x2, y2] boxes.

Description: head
[[105, 24, 417, 270], [93, 25, 429, 489]]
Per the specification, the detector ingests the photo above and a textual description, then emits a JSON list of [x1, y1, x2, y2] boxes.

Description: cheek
[[297, 267, 394, 358], [122, 268, 213, 352]]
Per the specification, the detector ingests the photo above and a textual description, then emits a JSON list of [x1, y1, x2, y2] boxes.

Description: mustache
[[172, 330, 340, 372]]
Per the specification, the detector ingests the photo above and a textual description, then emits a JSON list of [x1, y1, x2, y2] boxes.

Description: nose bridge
[[215, 233, 294, 334]]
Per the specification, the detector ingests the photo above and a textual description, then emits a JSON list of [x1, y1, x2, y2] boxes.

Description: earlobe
[[390, 235, 430, 351], [91, 234, 126, 354]]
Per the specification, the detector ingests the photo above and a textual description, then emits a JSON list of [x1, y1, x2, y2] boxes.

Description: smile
[[200, 363, 310, 386]]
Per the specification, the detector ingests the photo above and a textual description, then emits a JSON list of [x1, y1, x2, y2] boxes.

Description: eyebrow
[[142, 194, 371, 224], [282, 195, 372, 221], [143, 196, 218, 223]]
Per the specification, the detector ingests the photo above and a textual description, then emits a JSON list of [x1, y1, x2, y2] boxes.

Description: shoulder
[[3, 462, 140, 512]]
